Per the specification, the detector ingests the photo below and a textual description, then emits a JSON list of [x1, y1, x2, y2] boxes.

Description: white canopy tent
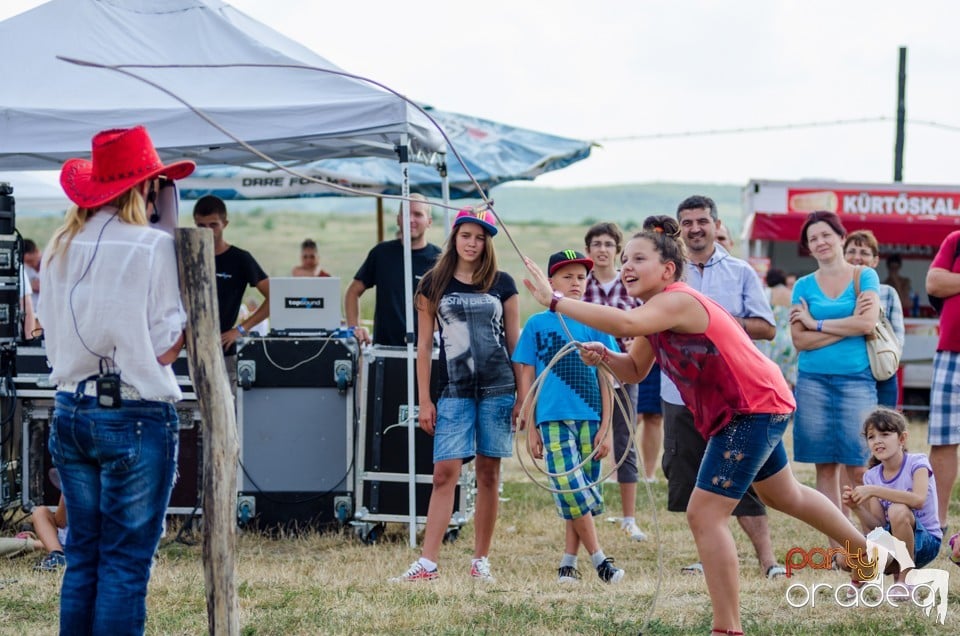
[[0, 0, 446, 546], [0, 0, 443, 170]]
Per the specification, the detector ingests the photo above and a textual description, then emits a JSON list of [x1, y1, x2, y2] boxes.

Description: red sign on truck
[[787, 188, 960, 219]]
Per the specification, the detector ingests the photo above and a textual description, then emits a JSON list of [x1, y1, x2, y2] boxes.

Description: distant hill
[[230, 181, 745, 234], [11, 179, 745, 236]]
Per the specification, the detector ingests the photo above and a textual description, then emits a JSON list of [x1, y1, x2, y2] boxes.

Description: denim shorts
[[794, 369, 875, 465], [433, 394, 515, 462], [882, 521, 942, 569], [695, 413, 791, 501]]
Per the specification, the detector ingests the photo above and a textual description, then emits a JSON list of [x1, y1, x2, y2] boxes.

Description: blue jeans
[[48, 392, 179, 636]]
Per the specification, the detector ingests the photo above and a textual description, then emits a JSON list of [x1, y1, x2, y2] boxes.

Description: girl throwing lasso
[[521, 215, 868, 636]]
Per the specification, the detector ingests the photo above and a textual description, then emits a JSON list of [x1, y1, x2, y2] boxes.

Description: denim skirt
[[793, 369, 876, 465]]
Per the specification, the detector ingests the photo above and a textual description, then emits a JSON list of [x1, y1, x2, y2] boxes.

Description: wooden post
[[175, 228, 239, 636], [376, 196, 384, 243]]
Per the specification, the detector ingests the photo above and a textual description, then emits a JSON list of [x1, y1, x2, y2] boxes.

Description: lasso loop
[[514, 339, 636, 493]]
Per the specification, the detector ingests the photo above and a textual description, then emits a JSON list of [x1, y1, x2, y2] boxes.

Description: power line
[[594, 116, 960, 142], [595, 117, 891, 142], [910, 119, 960, 133]]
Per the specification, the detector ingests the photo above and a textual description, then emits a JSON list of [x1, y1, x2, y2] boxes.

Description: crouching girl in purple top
[[843, 408, 942, 582]]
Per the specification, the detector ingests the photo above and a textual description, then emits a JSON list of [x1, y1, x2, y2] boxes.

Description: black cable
[[68, 210, 119, 368], [0, 368, 16, 445], [237, 453, 355, 507], [237, 359, 361, 509]]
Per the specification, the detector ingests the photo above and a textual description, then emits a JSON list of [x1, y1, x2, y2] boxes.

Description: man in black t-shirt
[[193, 195, 270, 395], [345, 194, 441, 346]]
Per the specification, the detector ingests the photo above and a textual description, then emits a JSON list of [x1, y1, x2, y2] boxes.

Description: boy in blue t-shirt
[[513, 250, 624, 584]]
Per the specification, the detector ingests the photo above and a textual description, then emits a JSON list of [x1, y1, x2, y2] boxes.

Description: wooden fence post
[[175, 227, 239, 636]]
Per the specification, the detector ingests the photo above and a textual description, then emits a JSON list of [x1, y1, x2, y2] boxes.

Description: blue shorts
[[636, 363, 662, 415], [695, 413, 791, 501], [929, 351, 960, 446], [541, 420, 603, 520], [882, 520, 942, 569], [433, 394, 515, 462], [793, 369, 875, 465]]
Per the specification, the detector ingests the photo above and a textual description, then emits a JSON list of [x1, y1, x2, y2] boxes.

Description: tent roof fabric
[[0, 0, 443, 171], [179, 107, 593, 200]]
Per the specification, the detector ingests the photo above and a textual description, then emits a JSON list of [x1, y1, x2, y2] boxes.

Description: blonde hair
[[47, 188, 148, 263]]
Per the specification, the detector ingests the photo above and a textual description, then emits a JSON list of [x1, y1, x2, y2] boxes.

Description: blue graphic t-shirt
[[512, 311, 618, 424], [435, 272, 518, 399]]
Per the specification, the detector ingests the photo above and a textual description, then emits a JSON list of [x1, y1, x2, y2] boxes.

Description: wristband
[[236, 324, 248, 336], [816, 319, 823, 332], [549, 291, 563, 313]]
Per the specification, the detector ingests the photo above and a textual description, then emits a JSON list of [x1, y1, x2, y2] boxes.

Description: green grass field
[[5, 211, 958, 634], [2, 430, 958, 635], [16, 209, 620, 323]]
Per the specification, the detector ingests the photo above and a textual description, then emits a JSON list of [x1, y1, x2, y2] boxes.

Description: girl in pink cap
[[391, 208, 520, 583]]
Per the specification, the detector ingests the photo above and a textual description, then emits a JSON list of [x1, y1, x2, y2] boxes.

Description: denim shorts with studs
[[695, 412, 791, 501]]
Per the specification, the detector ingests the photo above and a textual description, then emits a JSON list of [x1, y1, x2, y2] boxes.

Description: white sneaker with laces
[[388, 561, 439, 583], [622, 520, 648, 541], [470, 556, 495, 582]]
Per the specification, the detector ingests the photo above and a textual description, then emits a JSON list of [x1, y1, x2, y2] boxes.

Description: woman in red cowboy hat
[[38, 125, 194, 635]]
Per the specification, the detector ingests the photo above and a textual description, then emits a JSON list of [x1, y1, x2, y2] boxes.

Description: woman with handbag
[[789, 211, 880, 532]]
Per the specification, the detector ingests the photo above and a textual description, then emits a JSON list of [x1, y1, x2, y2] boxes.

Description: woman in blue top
[[790, 211, 880, 524]]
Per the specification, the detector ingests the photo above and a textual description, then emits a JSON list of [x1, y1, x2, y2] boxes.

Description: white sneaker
[[470, 556, 495, 582], [388, 561, 439, 583], [622, 520, 648, 541]]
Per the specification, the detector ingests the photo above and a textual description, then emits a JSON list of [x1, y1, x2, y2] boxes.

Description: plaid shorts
[[929, 350, 960, 446], [541, 420, 603, 520]]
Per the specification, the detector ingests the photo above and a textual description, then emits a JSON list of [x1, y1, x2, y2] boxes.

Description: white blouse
[[38, 208, 186, 402]]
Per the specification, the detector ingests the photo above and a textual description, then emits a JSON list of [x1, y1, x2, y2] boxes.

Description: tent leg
[[398, 137, 418, 549]]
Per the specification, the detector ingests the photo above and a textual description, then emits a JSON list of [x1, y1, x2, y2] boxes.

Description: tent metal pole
[[399, 135, 418, 548], [439, 155, 451, 235]]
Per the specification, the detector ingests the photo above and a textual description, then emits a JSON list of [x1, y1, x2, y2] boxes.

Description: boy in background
[[513, 250, 624, 583]]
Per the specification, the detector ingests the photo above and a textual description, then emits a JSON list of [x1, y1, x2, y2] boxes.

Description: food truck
[[741, 179, 960, 409]]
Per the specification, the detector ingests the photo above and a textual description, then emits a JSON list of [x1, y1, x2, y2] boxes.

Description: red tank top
[[648, 282, 796, 439]]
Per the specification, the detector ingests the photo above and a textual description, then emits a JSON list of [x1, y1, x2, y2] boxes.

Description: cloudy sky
[[2, 0, 959, 188]]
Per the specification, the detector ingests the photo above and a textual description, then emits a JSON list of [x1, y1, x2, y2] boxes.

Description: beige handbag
[[853, 266, 901, 381]]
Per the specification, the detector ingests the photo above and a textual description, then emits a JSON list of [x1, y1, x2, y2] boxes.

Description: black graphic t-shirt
[[433, 272, 518, 399], [215, 245, 268, 355]]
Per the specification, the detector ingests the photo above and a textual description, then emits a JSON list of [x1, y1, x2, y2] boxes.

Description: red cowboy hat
[[60, 126, 196, 209]]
